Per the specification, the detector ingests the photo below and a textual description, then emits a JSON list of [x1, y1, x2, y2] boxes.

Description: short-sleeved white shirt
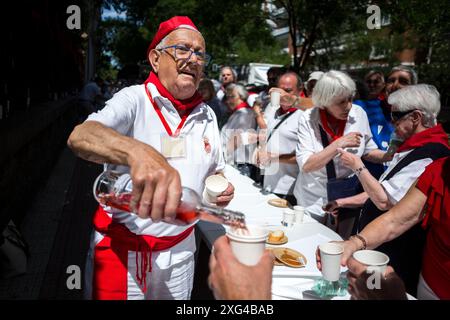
[[293, 105, 378, 218], [220, 108, 257, 164], [86, 83, 225, 237], [380, 150, 433, 204], [263, 109, 303, 195]]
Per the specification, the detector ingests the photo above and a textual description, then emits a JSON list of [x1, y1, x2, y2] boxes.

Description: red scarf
[[144, 72, 203, 111], [319, 109, 347, 142], [396, 124, 449, 153], [233, 101, 251, 112], [279, 107, 297, 115]]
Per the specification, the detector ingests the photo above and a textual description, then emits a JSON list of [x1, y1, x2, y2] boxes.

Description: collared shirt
[[263, 108, 302, 195], [293, 105, 378, 219], [86, 83, 225, 237], [379, 150, 432, 204]]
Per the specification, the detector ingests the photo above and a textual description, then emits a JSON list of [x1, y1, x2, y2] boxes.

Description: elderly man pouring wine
[[67, 16, 234, 300]]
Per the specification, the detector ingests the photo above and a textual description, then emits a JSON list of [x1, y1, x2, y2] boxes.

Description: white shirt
[[216, 88, 225, 101], [263, 109, 303, 195], [220, 108, 257, 164], [293, 105, 378, 219], [86, 83, 225, 237], [380, 150, 433, 204]]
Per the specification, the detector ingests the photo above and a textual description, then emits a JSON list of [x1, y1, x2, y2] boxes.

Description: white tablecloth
[[223, 165, 349, 300]]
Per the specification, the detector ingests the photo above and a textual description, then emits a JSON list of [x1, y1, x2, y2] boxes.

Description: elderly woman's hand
[[334, 132, 362, 149], [337, 147, 364, 171], [208, 236, 274, 300], [315, 239, 361, 271]]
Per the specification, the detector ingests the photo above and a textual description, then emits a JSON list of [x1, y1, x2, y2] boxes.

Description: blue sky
[[101, 7, 127, 20]]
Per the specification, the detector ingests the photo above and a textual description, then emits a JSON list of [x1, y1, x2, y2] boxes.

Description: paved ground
[[0, 147, 214, 300], [0, 147, 102, 299]]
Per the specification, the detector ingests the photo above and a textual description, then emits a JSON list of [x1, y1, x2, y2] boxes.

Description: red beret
[[147, 16, 199, 58]]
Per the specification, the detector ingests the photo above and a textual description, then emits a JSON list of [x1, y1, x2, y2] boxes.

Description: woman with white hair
[[294, 70, 386, 237], [220, 83, 257, 177], [325, 84, 450, 295]]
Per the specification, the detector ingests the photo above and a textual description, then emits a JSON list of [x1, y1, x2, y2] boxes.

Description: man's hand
[[334, 132, 362, 149], [208, 236, 274, 300], [347, 257, 407, 300], [128, 151, 182, 222], [257, 150, 273, 167], [269, 87, 296, 108], [216, 183, 235, 207]]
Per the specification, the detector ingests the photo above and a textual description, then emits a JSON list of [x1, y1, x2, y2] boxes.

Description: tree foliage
[[99, 0, 289, 78]]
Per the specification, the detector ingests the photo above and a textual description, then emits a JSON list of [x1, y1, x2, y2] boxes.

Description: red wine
[[98, 192, 197, 223]]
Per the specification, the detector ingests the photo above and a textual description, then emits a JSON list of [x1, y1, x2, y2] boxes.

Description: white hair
[[221, 66, 238, 81], [388, 84, 440, 127], [227, 83, 248, 101], [312, 70, 356, 108]]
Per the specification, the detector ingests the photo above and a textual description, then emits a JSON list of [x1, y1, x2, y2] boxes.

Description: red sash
[[92, 206, 194, 299]]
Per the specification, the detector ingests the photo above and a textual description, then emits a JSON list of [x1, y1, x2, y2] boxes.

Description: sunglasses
[[390, 109, 417, 122]]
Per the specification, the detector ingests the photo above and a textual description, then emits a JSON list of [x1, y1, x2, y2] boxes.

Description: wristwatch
[[354, 166, 367, 176]]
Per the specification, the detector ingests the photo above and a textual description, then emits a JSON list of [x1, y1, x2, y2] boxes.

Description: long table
[[195, 164, 349, 300]]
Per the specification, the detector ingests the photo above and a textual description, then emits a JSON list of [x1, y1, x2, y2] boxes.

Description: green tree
[[99, 0, 288, 77], [274, 0, 368, 72]]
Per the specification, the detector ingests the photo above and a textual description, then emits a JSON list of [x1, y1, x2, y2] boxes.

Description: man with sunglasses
[[68, 16, 234, 300]]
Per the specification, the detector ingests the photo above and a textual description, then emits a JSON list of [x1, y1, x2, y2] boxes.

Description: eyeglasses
[[390, 109, 418, 122], [159, 45, 211, 66]]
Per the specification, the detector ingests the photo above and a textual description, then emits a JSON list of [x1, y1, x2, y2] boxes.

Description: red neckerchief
[[279, 107, 297, 115], [144, 72, 203, 111], [396, 124, 449, 153], [319, 109, 347, 142], [144, 72, 203, 137], [233, 101, 251, 112]]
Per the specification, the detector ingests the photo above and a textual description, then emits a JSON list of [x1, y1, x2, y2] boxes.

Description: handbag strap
[[319, 124, 337, 179], [266, 110, 297, 142]]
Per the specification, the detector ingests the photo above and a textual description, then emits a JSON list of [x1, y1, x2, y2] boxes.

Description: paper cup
[[226, 225, 269, 266], [281, 208, 295, 228], [271, 91, 280, 107], [353, 250, 390, 275], [319, 242, 343, 282], [293, 205, 305, 224], [204, 175, 228, 203]]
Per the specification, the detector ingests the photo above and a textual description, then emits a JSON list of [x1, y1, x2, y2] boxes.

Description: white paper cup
[[204, 175, 229, 203], [281, 208, 295, 228], [226, 225, 269, 266], [293, 205, 305, 224], [319, 242, 343, 282], [271, 91, 280, 107], [353, 250, 390, 275]]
